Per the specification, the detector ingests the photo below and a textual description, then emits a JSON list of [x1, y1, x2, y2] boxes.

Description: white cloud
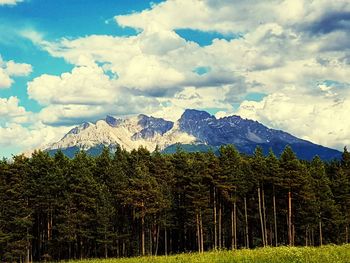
[[28, 63, 117, 105], [0, 97, 71, 153], [4, 60, 32, 76], [26, 61, 163, 125], [0, 68, 12, 88], [152, 86, 232, 121], [0, 0, 23, 6], [115, 0, 350, 34], [18, 0, 350, 150], [236, 91, 350, 150], [115, 0, 275, 34], [0, 96, 30, 123], [0, 55, 32, 88], [0, 122, 70, 151], [0, 123, 29, 147]]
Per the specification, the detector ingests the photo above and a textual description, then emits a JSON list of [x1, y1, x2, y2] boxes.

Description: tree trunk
[[273, 186, 278, 246], [26, 227, 30, 263], [218, 200, 222, 248], [288, 189, 292, 246], [234, 201, 237, 249], [200, 211, 204, 253], [80, 239, 83, 260], [270, 223, 273, 245], [104, 233, 108, 258], [262, 185, 268, 246], [164, 227, 168, 256], [258, 186, 265, 246], [155, 225, 160, 256], [231, 204, 234, 250], [149, 228, 152, 255], [169, 230, 172, 254], [68, 242, 71, 260], [196, 212, 200, 252], [244, 196, 249, 248], [47, 208, 52, 243], [319, 218, 323, 246], [346, 225, 349, 244], [305, 226, 308, 247], [141, 214, 145, 256], [213, 187, 217, 249]]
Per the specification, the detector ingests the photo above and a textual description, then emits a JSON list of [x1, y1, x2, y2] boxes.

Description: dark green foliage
[[0, 145, 349, 261]]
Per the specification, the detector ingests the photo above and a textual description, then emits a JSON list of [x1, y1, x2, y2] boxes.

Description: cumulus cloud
[[5, 60, 32, 76], [0, 68, 12, 88], [28, 63, 117, 105], [0, 96, 68, 153], [237, 91, 350, 149], [152, 86, 233, 121], [115, 0, 350, 35], [0, 96, 30, 123], [0, 55, 32, 88], [26, 61, 163, 125], [0, 97, 72, 153], [18, 0, 350, 150], [115, 0, 274, 34], [0, 122, 70, 151], [0, 0, 23, 6], [0, 123, 29, 147]]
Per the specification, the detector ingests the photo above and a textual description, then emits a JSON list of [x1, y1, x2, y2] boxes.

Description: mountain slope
[[44, 109, 342, 160], [47, 114, 196, 154]]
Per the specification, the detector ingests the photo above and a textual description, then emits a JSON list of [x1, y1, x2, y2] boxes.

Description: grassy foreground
[[73, 245, 350, 263]]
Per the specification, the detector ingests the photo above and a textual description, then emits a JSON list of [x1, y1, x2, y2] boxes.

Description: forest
[[0, 145, 350, 262]]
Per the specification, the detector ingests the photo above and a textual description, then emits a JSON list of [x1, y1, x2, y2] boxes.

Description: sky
[[0, 0, 350, 157]]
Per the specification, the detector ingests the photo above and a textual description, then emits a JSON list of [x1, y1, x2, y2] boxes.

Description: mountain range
[[43, 109, 342, 160]]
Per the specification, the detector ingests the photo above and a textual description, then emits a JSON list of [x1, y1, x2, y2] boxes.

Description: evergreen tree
[[2, 144, 350, 259], [62, 151, 98, 259], [251, 147, 268, 246], [309, 156, 335, 245], [0, 155, 32, 262], [266, 149, 282, 246], [218, 145, 242, 249]]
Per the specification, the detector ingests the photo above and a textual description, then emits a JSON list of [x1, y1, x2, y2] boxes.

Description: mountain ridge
[[42, 109, 341, 160]]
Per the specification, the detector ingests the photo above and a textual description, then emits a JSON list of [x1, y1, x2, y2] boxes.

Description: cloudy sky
[[0, 0, 350, 157]]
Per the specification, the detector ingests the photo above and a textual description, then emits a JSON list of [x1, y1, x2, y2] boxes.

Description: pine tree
[[279, 146, 300, 246], [341, 147, 350, 171], [251, 147, 267, 246], [63, 151, 98, 259], [266, 149, 282, 246], [218, 145, 242, 250], [310, 156, 335, 245], [1, 155, 32, 262], [123, 147, 166, 256], [150, 149, 174, 255], [328, 161, 350, 244]]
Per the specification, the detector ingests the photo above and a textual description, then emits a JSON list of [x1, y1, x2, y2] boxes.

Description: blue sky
[[0, 0, 164, 112], [1, 0, 350, 157]]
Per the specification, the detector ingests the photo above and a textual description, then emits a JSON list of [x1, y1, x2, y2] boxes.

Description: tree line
[[0, 145, 350, 262]]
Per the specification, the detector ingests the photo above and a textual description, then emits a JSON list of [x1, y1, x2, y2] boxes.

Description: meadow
[[72, 245, 350, 263]]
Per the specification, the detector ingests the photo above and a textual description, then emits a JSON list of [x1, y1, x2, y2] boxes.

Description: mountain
[[43, 109, 342, 160]]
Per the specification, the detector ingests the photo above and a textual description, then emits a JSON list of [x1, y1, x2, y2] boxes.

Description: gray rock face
[[47, 109, 342, 161], [178, 109, 341, 160], [131, 114, 174, 140], [105, 115, 122, 127]]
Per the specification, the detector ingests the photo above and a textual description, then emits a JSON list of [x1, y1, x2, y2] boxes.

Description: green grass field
[[73, 245, 350, 263]]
